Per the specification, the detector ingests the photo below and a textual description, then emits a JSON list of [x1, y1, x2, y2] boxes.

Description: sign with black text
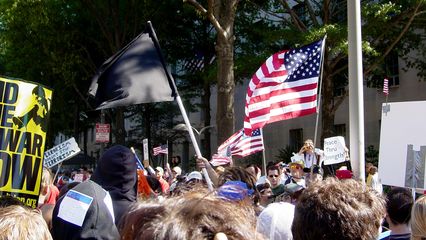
[[323, 136, 346, 165], [44, 137, 81, 168], [0, 76, 52, 208]]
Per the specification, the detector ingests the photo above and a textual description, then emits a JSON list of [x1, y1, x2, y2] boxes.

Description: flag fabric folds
[[217, 128, 264, 157], [383, 78, 389, 96], [153, 144, 168, 156], [88, 22, 176, 110], [244, 39, 325, 136]]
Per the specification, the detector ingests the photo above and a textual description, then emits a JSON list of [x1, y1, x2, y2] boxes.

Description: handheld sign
[[323, 136, 346, 165], [43, 137, 81, 168], [0, 76, 52, 208], [143, 138, 149, 160]]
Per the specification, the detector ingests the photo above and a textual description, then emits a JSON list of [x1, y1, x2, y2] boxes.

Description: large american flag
[[153, 144, 168, 156], [244, 39, 325, 136], [217, 128, 264, 157]]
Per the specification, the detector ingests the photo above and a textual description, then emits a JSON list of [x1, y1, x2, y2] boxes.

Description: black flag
[[88, 22, 177, 109]]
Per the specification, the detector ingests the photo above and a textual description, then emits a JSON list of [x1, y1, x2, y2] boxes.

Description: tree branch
[[184, 0, 228, 39], [277, 0, 307, 32], [364, 2, 422, 75], [304, 0, 320, 26]]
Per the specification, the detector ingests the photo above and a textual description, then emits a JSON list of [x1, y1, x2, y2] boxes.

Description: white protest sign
[[44, 137, 81, 168], [143, 138, 149, 160], [323, 136, 346, 165], [379, 101, 426, 189], [73, 173, 84, 183]]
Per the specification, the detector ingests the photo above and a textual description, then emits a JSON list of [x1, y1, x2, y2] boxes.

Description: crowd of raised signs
[[0, 142, 425, 240]]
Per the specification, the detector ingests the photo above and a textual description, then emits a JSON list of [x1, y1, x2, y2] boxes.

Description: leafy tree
[[250, 0, 425, 142]]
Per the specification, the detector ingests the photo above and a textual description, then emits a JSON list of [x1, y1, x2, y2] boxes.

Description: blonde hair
[[411, 195, 426, 240], [0, 205, 52, 240]]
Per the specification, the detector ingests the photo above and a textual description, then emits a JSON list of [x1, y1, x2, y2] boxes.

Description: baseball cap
[[186, 171, 203, 182], [155, 167, 164, 175]]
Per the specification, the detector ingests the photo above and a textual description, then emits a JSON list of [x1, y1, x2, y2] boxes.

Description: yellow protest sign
[[0, 76, 52, 208]]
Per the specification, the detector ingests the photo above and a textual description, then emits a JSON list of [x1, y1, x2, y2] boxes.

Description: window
[[334, 124, 346, 137], [289, 128, 303, 151], [384, 51, 399, 87]]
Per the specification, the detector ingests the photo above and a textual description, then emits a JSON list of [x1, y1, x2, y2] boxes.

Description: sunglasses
[[268, 174, 279, 178], [290, 165, 302, 170]]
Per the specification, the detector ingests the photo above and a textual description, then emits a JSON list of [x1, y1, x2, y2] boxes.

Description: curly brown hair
[[292, 177, 386, 240], [119, 189, 264, 240]]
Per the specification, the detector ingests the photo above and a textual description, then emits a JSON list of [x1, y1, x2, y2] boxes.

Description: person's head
[[39, 167, 54, 205], [292, 177, 386, 240], [218, 166, 257, 192], [411, 195, 426, 240], [369, 166, 378, 175], [155, 167, 164, 179], [245, 164, 260, 179], [256, 183, 273, 206], [366, 162, 374, 173], [172, 166, 182, 178], [0, 195, 25, 207], [267, 165, 282, 188], [386, 187, 413, 228], [289, 161, 304, 179], [119, 190, 264, 240], [302, 139, 314, 153], [0, 205, 52, 240]]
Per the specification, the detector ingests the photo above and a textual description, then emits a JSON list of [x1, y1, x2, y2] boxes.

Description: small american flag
[[217, 128, 264, 157], [244, 38, 325, 136], [210, 154, 232, 167], [153, 144, 168, 156], [383, 78, 389, 96]]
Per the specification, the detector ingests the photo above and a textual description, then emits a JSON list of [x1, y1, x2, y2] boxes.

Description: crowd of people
[[0, 142, 425, 240]]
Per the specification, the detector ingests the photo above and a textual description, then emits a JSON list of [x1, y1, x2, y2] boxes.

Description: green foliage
[[275, 145, 298, 164], [365, 145, 379, 166]]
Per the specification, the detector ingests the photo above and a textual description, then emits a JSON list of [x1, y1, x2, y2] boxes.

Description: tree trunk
[[320, 72, 335, 144], [202, 80, 212, 157], [215, 0, 237, 145]]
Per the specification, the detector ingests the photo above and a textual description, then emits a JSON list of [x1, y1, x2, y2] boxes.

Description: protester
[[154, 166, 170, 194], [298, 139, 319, 169], [0, 205, 52, 240], [366, 165, 383, 194], [266, 165, 285, 195], [39, 167, 60, 207], [51, 180, 120, 240], [256, 182, 273, 208], [292, 177, 386, 240], [411, 195, 426, 240], [285, 160, 306, 187], [257, 202, 295, 240], [91, 145, 138, 225], [382, 187, 413, 240], [119, 189, 264, 240], [0, 195, 25, 207]]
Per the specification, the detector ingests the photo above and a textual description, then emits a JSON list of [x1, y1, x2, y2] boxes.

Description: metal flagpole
[[260, 129, 267, 175], [147, 21, 213, 191], [313, 36, 327, 148], [348, 0, 366, 182]]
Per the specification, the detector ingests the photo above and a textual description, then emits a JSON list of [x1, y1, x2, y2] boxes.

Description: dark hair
[[146, 176, 162, 193], [0, 196, 25, 208], [218, 166, 257, 191], [266, 165, 281, 175], [292, 178, 386, 240], [386, 187, 413, 225]]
